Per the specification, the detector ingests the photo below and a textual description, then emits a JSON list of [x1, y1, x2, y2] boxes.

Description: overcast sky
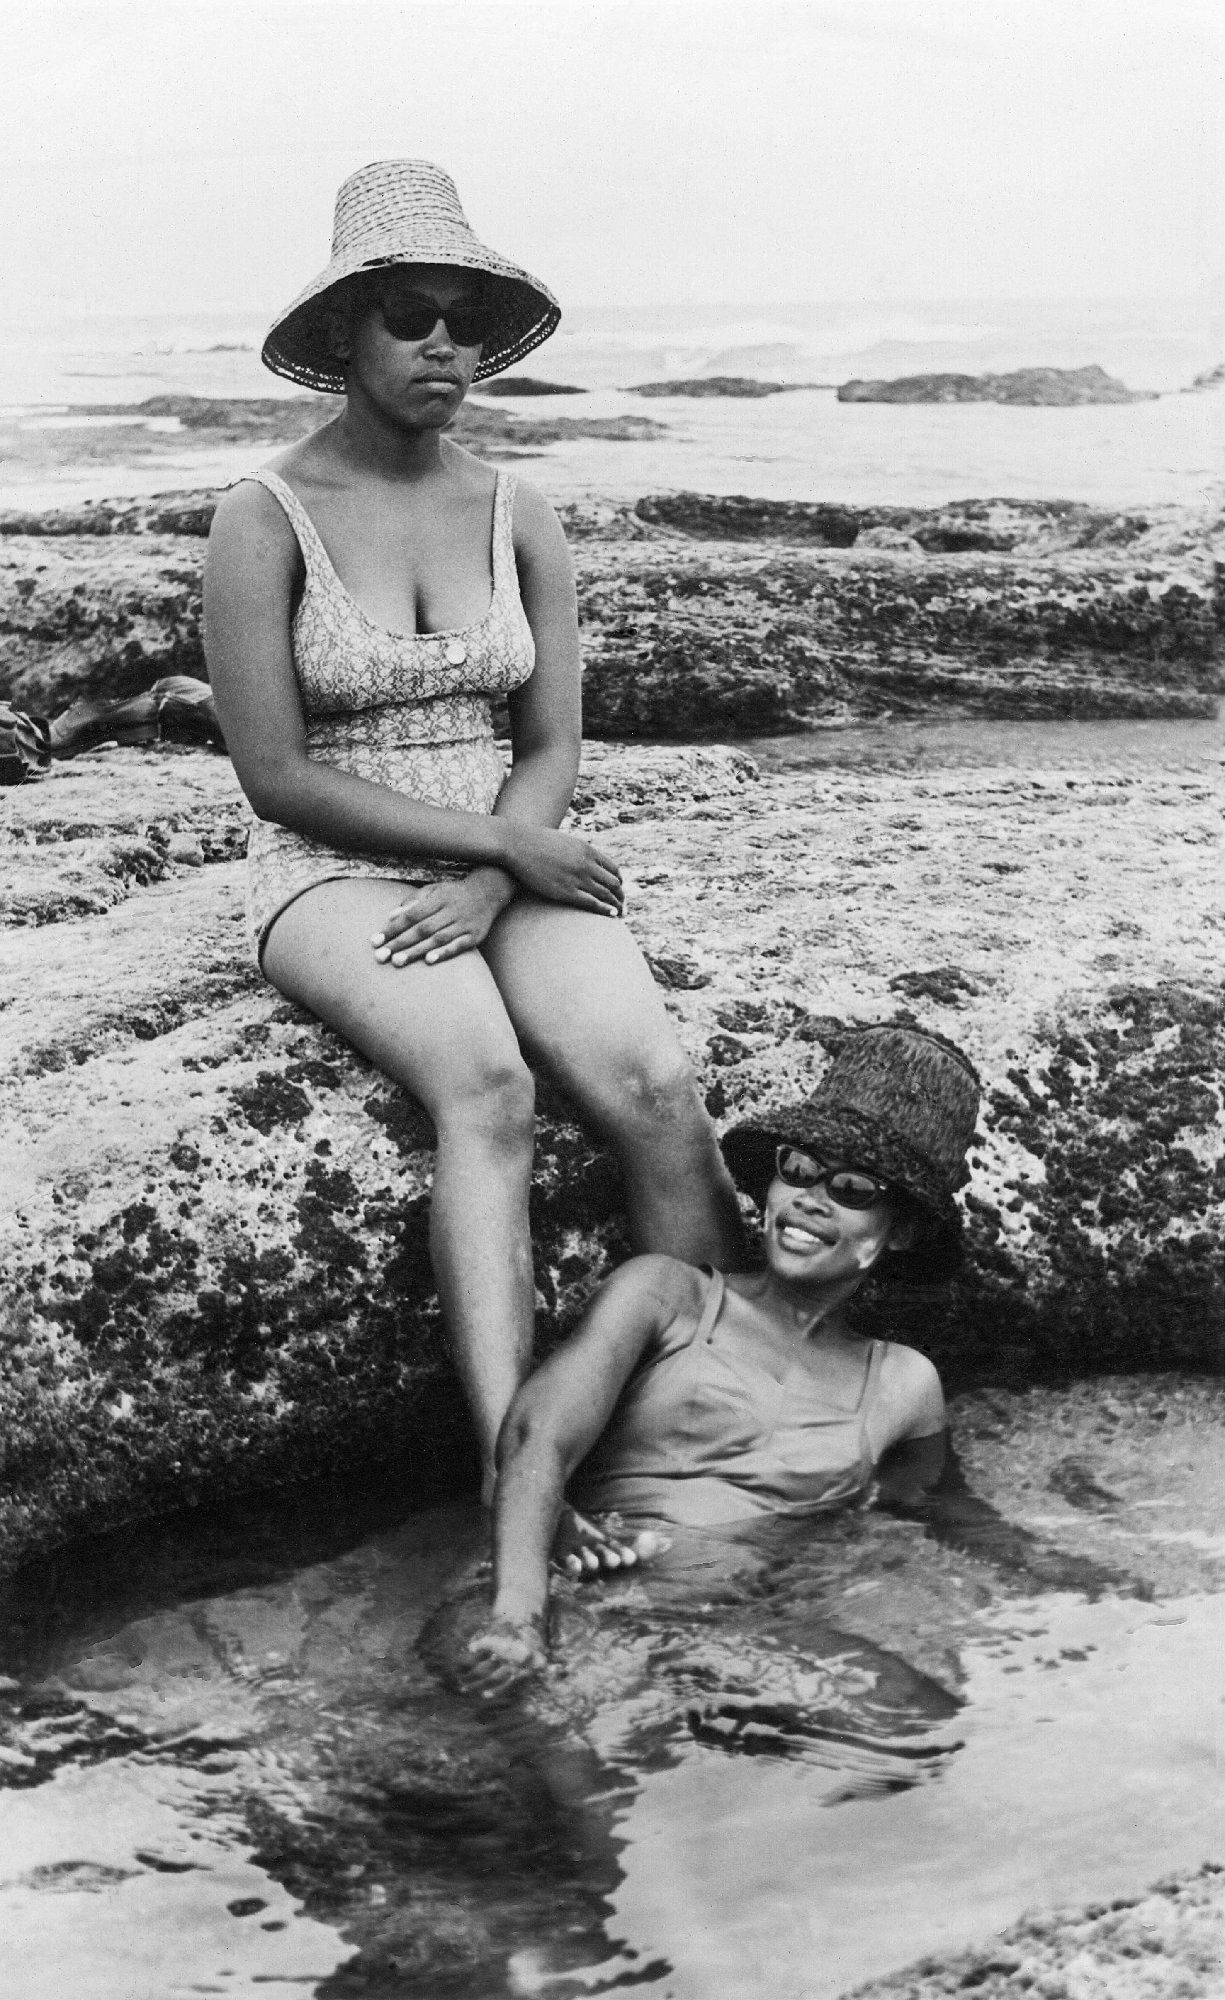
[[2, 0, 1220, 318]]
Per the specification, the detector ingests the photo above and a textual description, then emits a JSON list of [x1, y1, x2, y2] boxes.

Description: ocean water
[[0, 297, 1219, 512]]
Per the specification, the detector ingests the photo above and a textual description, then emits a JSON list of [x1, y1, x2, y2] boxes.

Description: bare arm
[[869, 1355, 1127, 1585], [494, 477, 586, 837], [459, 1256, 693, 1694], [877, 1430, 1148, 1598]]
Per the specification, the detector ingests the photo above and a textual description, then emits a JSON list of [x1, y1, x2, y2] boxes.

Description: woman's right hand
[[500, 823, 624, 916], [457, 1614, 548, 1700]]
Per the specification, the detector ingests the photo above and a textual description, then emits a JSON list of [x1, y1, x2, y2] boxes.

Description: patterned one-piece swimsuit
[[239, 466, 535, 965]]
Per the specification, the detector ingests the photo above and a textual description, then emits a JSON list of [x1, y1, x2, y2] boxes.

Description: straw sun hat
[[721, 1026, 982, 1285], [262, 159, 561, 394]]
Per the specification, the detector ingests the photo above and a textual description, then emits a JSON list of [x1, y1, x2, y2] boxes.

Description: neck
[[749, 1267, 865, 1343], [333, 381, 450, 480]]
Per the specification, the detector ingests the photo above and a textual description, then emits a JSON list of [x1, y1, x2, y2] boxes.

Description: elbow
[[514, 725, 581, 781], [496, 1401, 571, 1484], [236, 753, 310, 825]]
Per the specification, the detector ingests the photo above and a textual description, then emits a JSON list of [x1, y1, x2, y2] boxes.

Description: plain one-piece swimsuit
[[573, 1269, 892, 1529], [240, 466, 535, 966]]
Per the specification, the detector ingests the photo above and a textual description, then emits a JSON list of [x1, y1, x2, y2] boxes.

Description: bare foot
[[552, 1506, 669, 1580]]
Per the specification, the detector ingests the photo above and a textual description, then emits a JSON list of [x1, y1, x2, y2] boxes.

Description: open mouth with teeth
[[775, 1217, 838, 1252]]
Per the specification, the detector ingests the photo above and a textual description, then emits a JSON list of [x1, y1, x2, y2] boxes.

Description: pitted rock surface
[[1, 727, 1220, 1574]]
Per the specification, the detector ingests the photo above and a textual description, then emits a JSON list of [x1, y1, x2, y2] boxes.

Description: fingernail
[[392, 953, 408, 966], [375, 948, 390, 963], [370, 933, 384, 946], [425, 951, 440, 965]]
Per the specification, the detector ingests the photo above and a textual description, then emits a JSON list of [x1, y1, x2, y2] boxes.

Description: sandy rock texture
[[1, 715, 1220, 1574], [1, 490, 1217, 725], [847, 1864, 1225, 1999]]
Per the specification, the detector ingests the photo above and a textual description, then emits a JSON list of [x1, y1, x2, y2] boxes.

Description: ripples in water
[[1, 1487, 1222, 1998]]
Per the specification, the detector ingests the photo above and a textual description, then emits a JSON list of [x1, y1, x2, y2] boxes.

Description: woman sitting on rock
[[460, 1026, 984, 1694], [203, 160, 741, 1510]]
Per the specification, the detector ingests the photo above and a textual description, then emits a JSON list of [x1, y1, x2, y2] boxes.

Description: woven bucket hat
[[721, 1026, 982, 1284], [262, 159, 561, 394]]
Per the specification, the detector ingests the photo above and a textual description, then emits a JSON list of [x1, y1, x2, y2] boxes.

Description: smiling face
[[336, 263, 487, 428], [763, 1154, 919, 1291]]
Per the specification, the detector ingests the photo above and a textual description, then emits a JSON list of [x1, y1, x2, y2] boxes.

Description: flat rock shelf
[[1, 728, 1219, 1575]]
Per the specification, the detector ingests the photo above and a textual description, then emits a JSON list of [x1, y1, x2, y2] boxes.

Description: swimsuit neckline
[[701, 1268, 882, 1416], [256, 465, 503, 644]]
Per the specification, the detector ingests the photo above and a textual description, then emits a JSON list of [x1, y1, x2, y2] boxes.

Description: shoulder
[[599, 1252, 706, 1318], [877, 1341, 946, 1439], [203, 481, 303, 615], [507, 474, 570, 566], [206, 476, 297, 561]]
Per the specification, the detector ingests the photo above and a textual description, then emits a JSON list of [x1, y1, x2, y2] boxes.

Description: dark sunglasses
[[774, 1145, 893, 1210], [378, 294, 492, 347]]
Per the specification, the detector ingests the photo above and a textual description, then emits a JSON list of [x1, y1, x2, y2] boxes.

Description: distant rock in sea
[[837, 365, 1156, 406], [473, 376, 586, 396], [0, 394, 667, 476], [630, 376, 820, 398], [1182, 362, 1225, 393]]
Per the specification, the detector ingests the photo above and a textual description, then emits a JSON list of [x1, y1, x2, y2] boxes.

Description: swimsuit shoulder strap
[[238, 467, 331, 578], [856, 1338, 889, 1427], [491, 467, 518, 596], [694, 1266, 727, 1344]]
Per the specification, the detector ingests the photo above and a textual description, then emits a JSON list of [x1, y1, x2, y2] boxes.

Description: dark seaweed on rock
[[1, 490, 1217, 727], [859, 984, 1225, 1388]]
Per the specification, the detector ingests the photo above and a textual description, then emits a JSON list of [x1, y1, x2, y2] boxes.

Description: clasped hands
[[372, 823, 624, 968]]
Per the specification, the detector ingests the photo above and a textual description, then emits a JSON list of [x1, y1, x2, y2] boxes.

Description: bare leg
[[263, 880, 536, 1488], [483, 901, 743, 1267]]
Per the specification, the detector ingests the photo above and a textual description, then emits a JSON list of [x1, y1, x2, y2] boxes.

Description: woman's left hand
[[372, 867, 515, 968]]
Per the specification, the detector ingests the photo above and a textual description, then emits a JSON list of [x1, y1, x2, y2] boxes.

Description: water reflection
[[746, 706, 1222, 778]]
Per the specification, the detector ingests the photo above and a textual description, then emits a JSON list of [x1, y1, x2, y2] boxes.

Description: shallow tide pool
[[2, 1423, 1222, 2000]]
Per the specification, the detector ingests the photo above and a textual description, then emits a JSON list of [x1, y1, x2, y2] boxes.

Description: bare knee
[[602, 1049, 708, 1148], [434, 1052, 536, 1151]]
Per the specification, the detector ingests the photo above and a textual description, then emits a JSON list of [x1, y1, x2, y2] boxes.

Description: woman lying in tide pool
[[449, 1022, 1144, 1707], [456, 1025, 986, 1698]]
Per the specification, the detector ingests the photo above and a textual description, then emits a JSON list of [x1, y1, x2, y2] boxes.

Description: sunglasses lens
[[381, 299, 489, 345], [826, 1171, 884, 1209], [774, 1148, 887, 1208], [380, 303, 434, 340], [445, 311, 489, 345]]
